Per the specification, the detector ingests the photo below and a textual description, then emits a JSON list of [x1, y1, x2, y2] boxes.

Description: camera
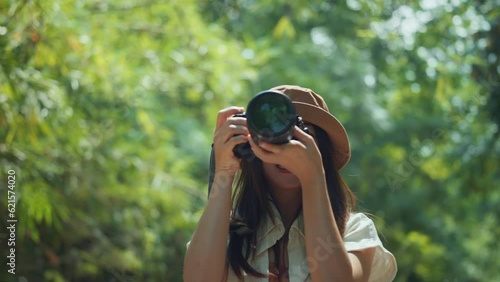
[[232, 90, 310, 160], [208, 90, 310, 193]]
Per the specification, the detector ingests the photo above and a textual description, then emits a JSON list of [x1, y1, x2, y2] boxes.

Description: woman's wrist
[[299, 169, 327, 193], [301, 176, 328, 202], [209, 170, 236, 198]]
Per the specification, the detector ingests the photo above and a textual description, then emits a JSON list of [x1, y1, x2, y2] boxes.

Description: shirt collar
[[254, 201, 305, 256]]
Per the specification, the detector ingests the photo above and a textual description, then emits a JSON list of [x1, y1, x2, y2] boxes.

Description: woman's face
[[262, 124, 316, 191]]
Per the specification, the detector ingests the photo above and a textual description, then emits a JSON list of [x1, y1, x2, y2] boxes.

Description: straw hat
[[271, 85, 351, 170]]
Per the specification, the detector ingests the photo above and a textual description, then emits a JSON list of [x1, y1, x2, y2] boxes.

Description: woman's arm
[[249, 127, 376, 282], [183, 107, 248, 282], [183, 171, 234, 282], [301, 176, 375, 282]]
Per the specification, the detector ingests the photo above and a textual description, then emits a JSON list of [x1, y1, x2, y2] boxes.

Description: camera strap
[[208, 144, 215, 197]]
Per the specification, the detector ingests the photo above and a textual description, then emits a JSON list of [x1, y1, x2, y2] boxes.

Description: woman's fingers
[[248, 127, 323, 182], [215, 118, 248, 144], [256, 140, 282, 154], [257, 127, 312, 153], [248, 136, 276, 163], [212, 107, 251, 175], [293, 126, 315, 144], [249, 127, 317, 161], [215, 107, 244, 132], [226, 134, 249, 147]]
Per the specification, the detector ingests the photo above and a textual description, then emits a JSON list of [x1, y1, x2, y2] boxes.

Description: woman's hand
[[212, 106, 249, 176], [248, 126, 325, 186], [185, 107, 246, 282]]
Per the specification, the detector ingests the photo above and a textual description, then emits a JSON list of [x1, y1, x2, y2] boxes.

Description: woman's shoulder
[[345, 212, 377, 235], [344, 212, 398, 282], [344, 212, 384, 249]]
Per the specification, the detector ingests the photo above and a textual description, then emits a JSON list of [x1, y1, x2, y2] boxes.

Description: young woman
[[184, 85, 397, 282]]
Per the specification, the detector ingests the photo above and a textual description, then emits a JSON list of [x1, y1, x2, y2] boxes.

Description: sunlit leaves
[[273, 16, 296, 38], [1, 0, 499, 281], [396, 230, 446, 280]]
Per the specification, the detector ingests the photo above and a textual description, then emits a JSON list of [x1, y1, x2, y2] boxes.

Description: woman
[[184, 85, 397, 281]]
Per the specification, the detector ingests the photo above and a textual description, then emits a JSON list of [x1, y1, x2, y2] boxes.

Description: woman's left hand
[[248, 126, 325, 185]]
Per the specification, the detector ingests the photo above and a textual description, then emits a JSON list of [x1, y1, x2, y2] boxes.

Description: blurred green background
[[0, 0, 499, 281]]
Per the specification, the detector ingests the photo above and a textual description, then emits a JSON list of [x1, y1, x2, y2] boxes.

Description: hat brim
[[293, 101, 350, 170]]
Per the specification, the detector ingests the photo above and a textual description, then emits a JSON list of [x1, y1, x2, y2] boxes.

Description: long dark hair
[[227, 125, 356, 279]]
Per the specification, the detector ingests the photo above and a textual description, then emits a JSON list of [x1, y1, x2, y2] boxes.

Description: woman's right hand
[[212, 106, 249, 176], [184, 107, 246, 282]]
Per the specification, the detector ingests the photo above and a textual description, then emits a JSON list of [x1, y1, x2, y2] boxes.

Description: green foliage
[[1, 0, 499, 281]]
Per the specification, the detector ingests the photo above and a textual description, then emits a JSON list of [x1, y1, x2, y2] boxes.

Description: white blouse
[[224, 204, 397, 282]]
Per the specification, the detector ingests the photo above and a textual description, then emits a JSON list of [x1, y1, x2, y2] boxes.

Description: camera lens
[[246, 90, 296, 144]]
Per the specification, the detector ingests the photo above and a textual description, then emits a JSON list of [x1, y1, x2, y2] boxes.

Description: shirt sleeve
[[343, 213, 397, 282]]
